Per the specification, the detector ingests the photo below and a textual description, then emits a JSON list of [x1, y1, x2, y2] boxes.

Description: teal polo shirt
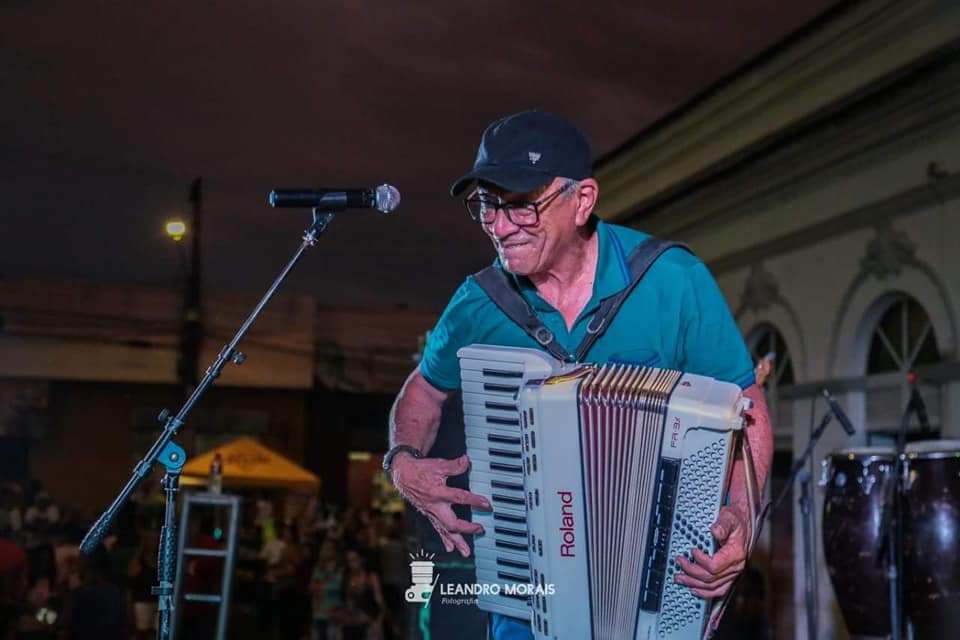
[[420, 220, 755, 391]]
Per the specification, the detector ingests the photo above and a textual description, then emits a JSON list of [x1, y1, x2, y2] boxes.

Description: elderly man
[[386, 109, 772, 638]]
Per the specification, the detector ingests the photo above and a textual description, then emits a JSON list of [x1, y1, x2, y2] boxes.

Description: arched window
[[865, 295, 941, 433], [746, 323, 795, 445], [748, 323, 795, 388], [866, 295, 940, 375]]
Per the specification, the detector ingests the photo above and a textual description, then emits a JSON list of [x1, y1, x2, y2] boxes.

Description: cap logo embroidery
[[528, 151, 541, 165]]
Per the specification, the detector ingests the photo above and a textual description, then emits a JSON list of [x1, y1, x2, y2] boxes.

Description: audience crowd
[[0, 480, 409, 640]]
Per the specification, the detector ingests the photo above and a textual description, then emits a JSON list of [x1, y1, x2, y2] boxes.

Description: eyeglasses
[[463, 183, 572, 227]]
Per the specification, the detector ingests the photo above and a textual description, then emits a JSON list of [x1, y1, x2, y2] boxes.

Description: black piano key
[[481, 368, 523, 379], [491, 493, 525, 506], [497, 570, 529, 583], [493, 512, 526, 524], [495, 540, 528, 551], [497, 557, 529, 570], [482, 383, 520, 394]]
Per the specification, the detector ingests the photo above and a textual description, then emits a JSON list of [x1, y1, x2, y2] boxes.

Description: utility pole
[[178, 177, 203, 389]]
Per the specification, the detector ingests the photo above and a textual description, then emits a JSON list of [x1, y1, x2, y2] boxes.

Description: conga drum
[[902, 440, 960, 638], [821, 447, 894, 638]]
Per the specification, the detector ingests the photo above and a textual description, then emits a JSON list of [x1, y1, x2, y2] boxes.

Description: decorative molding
[[707, 173, 960, 275], [860, 220, 917, 280], [737, 264, 780, 315]]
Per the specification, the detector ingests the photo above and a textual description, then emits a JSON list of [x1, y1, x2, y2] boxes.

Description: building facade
[[596, 1, 960, 637]]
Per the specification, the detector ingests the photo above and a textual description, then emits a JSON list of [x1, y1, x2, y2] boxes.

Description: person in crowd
[[337, 548, 384, 640], [0, 484, 24, 541], [127, 529, 159, 640], [24, 492, 60, 532], [0, 521, 28, 639], [378, 514, 407, 640], [179, 516, 223, 640], [59, 544, 127, 640], [310, 537, 343, 640]]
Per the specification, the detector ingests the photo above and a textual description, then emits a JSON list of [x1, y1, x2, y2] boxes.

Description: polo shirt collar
[[500, 220, 630, 313]]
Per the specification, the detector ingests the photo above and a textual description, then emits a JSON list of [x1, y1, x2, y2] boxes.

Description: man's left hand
[[674, 504, 749, 599]]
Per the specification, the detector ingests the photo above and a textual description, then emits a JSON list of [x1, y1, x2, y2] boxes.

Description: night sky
[[1, 1, 838, 310]]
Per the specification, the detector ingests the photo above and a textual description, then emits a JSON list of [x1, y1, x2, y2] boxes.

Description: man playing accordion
[[386, 109, 773, 640]]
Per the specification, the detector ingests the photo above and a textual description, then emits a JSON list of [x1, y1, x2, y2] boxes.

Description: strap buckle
[[585, 315, 606, 335], [533, 326, 554, 346]]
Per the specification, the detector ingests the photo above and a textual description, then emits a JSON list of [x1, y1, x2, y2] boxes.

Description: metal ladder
[[170, 492, 241, 639]]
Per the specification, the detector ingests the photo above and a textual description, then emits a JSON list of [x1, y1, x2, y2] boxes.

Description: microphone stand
[[80, 209, 337, 640], [770, 411, 833, 640], [878, 385, 926, 640], [798, 469, 816, 640]]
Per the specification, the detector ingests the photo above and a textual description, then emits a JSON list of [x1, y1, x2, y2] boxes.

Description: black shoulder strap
[[573, 237, 691, 361], [472, 237, 692, 363], [472, 266, 573, 361]]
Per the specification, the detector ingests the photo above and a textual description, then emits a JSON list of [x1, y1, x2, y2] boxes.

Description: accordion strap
[[473, 236, 691, 363], [471, 267, 572, 362]]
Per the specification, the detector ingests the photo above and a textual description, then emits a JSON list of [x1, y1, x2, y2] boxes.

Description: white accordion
[[458, 345, 751, 640]]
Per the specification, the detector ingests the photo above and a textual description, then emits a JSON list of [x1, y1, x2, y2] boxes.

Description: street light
[[165, 219, 187, 242], [164, 218, 189, 280]]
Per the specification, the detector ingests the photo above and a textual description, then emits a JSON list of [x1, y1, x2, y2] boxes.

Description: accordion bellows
[[458, 344, 751, 640]]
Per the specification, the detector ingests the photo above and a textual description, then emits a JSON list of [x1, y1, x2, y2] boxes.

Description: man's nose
[[489, 207, 519, 236]]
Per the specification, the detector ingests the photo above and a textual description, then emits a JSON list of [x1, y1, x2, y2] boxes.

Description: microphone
[[268, 184, 400, 213], [820, 388, 856, 436]]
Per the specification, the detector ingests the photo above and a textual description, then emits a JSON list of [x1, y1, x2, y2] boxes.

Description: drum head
[[905, 439, 960, 459], [828, 446, 894, 461]]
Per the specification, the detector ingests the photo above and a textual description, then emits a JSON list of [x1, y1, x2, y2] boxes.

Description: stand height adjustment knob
[[158, 409, 172, 423], [232, 351, 246, 365]]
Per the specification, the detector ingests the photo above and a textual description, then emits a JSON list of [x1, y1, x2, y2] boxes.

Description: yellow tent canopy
[[181, 436, 320, 492]]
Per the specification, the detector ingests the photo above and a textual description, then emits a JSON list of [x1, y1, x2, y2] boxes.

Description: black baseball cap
[[449, 109, 593, 197]]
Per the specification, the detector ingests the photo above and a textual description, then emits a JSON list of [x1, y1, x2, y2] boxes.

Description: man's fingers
[[440, 486, 492, 511], [690, 583, 735, 599], [675, 554, 743, 586], [674, 544, 745, 582], [678, 571, 739, 593], [425, 513, 456, 553], [436, 454, 471, 476], [681, 541, 746, 577], [711, 508, 745, 543], [426, 510, 473, 556], [450, 532, 471, 558], [429, 504, 484, 536], [445, 517, 484, 536]]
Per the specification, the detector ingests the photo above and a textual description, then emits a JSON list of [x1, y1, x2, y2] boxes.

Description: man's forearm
[[728, 384, 774, 519], [389, 367, 448, 455]]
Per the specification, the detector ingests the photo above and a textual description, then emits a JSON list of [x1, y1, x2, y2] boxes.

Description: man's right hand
[[390, 452, 492, 557]]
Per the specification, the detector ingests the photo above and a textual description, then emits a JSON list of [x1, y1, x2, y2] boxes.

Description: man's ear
[[574, 178, 599, 227]]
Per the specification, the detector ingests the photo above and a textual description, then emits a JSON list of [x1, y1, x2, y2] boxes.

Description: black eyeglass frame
[[463, 182, 574, 227]]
